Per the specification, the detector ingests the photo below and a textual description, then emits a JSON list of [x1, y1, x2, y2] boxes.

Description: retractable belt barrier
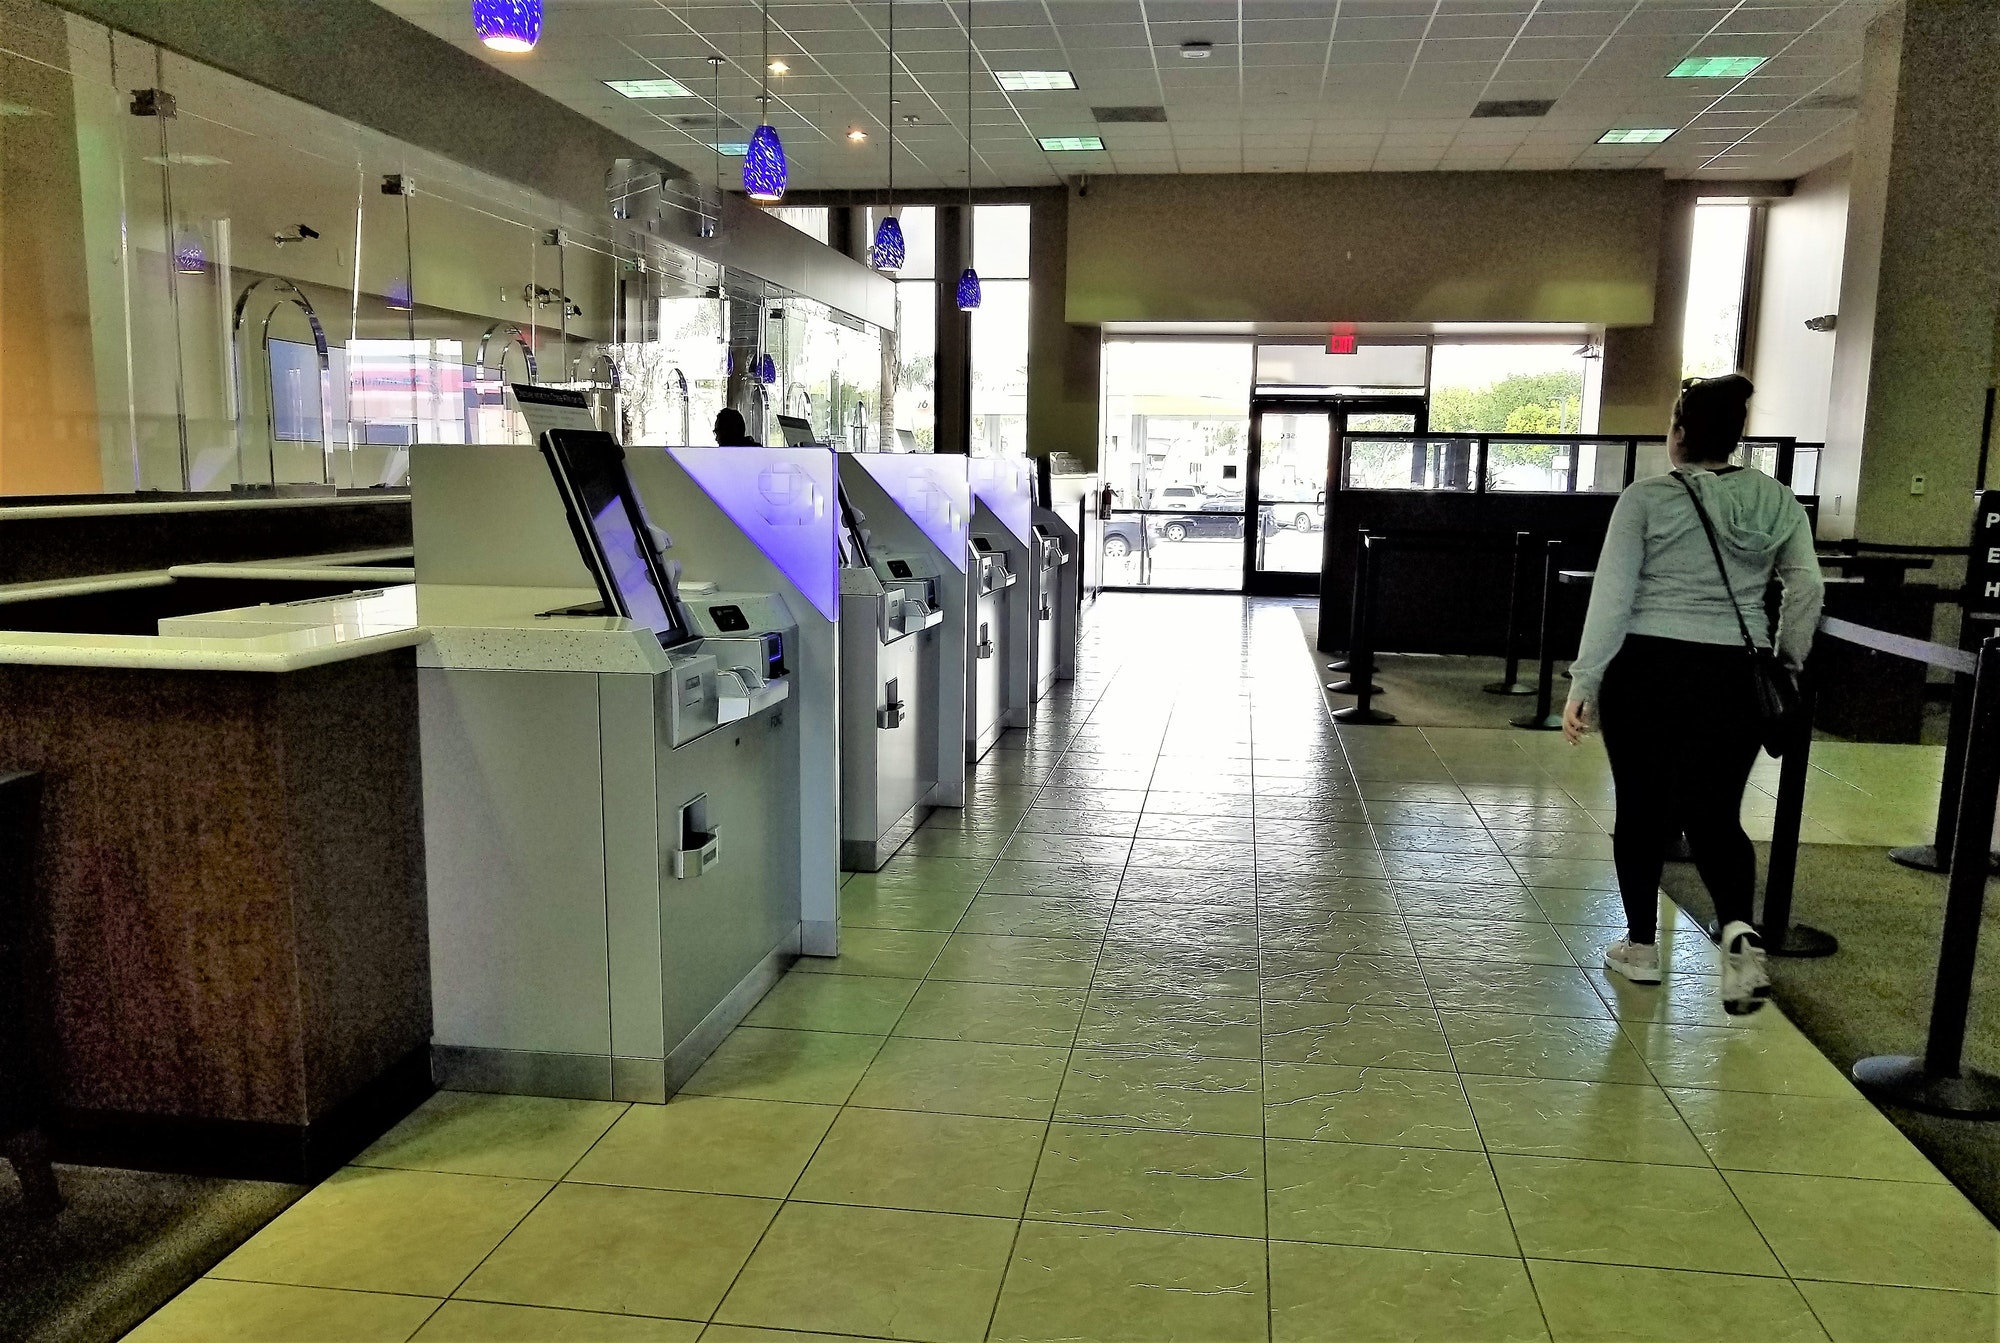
[[1765, 616, 2000, 1119], [1326, 529, 1523, 726]]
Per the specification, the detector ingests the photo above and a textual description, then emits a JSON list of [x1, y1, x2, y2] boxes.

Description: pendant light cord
[[886, 0, 894, 208], [964, 0, 973, 208], [760, 2, 771, 130]]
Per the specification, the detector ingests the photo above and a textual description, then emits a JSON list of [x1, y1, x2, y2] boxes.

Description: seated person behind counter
[[714, 409, 761, 447]]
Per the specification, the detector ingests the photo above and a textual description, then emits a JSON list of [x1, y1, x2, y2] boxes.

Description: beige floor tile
[[839, 887, 978, 933], [990, 1222, 1268, 1343], [353, 1092, 625, 1181], [413, 1300, 701, 1340], [566, 1095, 837, 1197], [928, 931, 1101, 987], [1463, 1076, 1710, 1166], [699, 1328, 891, 1343], [1027, 1123, 1266, 1237], [743, 972, 921, 1034], [1494, 1155, 1783, 1276], [1261, 1000, 1454, 1070], [1265, 1138, 1517, 1256], [680, 1027, 884, 1105], [793, 1108, 1046, 1217], [209, 1167, 548, 1297], [1626, 1021, 1857, 1096], [1528, 1260, 1826, 1343], [1269, 1241, 1547, 1343], [715, 1202, 1015, 1342], [891, 980, 1086, 1047], [1056, 1049, 1266, 1136], [126, 1280, 440, 1343], [1438, 1010, 1655, 1084], [1264, 1062, 1482, 1149], [849, 1035, 1069, 1119], [1668, 1088, 1949, 1182], [1726, 1170, 2000, 1292], [457, 1184, 775, 1320], [792, 928, 949, 979], [1076, 989, 1262, 1058], [1795, 1280, 2000, 1343]]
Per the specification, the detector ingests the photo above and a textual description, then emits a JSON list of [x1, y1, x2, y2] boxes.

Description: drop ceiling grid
[[373, 0, 1889, 186]]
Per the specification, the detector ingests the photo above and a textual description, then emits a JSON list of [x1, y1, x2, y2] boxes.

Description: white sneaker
[[1604, 938, 1663, 984], [1719, 920, 1771, 1016]]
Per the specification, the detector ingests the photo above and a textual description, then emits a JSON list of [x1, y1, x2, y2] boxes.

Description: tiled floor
[[132, 596, 1996, 1343]]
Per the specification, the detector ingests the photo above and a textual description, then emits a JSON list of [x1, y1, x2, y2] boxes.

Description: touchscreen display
[[540, 430, 687, 647]]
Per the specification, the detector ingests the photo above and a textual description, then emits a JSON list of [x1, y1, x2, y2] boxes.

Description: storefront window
[[970, 205, 1030, 458], [1683, 202, 1755, 379], [1428, 343, 1599, 490]]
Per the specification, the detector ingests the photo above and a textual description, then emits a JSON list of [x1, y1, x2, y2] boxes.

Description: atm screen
[[539, 430, 690, 647]]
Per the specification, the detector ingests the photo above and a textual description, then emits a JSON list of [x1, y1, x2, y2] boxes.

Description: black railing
[[1339, 432, 1819, 496]]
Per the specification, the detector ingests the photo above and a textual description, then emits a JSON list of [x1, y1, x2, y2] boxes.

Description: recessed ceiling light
[[1598, 127, 1677, 144], [847, 127, 868, 142], [1040, 135, 1105, 151], [142, 152, 231, 166], [716, 142, 749, 156], [605, 78, 694, 98], [996, 70, 1077, 91], [1668, 55, 1765, 77], [768, 59, 789, 74], [0, 101, 46, 117], [1179, 40, 1213, 59]]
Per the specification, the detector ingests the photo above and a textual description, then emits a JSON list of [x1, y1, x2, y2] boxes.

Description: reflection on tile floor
[[130, 595, 1995, 1343]]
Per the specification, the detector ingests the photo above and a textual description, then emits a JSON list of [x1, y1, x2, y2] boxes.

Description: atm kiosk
[[1029, 513, 1075, 702], [835, 479, 947, 870], [410, 433, 840, 1103], [966, 457, 1036, 760], [840, 455, 971, 824]]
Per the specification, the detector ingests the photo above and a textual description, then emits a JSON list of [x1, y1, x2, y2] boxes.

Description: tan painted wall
[[1065, 171, 1664, 327], [1597, 182, 1696, 436], [0, 0, 103, 493]]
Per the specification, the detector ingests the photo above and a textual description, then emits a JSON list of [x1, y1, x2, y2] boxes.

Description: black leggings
[[1597, 635, 1762, 944]]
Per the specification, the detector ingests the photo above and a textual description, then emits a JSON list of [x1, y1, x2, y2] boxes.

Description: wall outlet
[[1911, 474, 1928, 496]]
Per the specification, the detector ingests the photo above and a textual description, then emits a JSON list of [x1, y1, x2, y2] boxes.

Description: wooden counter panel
[[0, 653, 428, 1130]]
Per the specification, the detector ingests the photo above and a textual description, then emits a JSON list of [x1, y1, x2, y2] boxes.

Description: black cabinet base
[[49, 1046, 433, 1184]]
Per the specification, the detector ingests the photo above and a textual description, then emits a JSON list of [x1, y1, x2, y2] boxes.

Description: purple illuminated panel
[[968, 457, 1034, 547], [671, 447, 839, 621], [855, 454, 969, 572]]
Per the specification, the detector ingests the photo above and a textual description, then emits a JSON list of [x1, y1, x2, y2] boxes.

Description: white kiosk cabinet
[[411, 441, 840, 1103], [835, 454, 971, 868]]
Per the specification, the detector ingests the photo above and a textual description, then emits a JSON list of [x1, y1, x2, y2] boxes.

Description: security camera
[[1073, 173, 1090, 197], [1804, 314, 1836, 332]]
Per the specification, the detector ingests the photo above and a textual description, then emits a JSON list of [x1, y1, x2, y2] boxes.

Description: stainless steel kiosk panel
[[1032, 503, 1083, 689], [966, 508, 1031, 762], [410, 441, 835, 1104]]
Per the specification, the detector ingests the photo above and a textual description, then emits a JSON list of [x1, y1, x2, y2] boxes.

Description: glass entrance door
[[1244, 397, 1426, 595]]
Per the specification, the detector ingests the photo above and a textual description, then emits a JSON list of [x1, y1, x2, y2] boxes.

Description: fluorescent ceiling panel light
[[1597, 128, 1676, 144], [1668, 56, 1766, 78], [1039, 136, 1105, 151], [996, 70, 1076, 91], [606, 78, 694, 98], [716, 142, 749, 156]]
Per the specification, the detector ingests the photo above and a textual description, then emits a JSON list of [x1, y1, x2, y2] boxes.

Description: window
[[766, 207, 829, 244], [971, 205, 1031, 458], [1683, 202, 1755, 379], [870, 207, 937, 450], [1428, 342, 1604, 491]]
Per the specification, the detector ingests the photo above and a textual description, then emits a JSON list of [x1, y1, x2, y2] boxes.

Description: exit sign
[[1328, 324, 1356, 355]]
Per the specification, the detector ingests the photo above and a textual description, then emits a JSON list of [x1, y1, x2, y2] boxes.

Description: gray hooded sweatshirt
[[1568, 466, 1824, 704]]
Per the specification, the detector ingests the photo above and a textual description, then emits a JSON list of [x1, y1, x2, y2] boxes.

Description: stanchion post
[[1328, 531, 1382, 697], [1332, 534, 1396, 725], [1484, 530, 1536, 696], [1890, 634, 1989, 874], [1853, 634, 2000, 1118], [1759, 672, 1837, 957], [1327, 527, 1368, 675], [1512, 540, 1565, 731]]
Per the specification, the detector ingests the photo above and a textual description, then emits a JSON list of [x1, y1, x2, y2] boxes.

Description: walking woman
[[1563, 374, 1824, 1015]]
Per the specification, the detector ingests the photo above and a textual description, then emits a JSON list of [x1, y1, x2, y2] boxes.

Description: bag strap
[[1672, 470, 1759, 654]]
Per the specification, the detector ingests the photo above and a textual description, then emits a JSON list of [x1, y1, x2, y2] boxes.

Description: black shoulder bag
[[1673, 471, 1800, 756]]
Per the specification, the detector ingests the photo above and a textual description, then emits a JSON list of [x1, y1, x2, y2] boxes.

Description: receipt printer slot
[[674, 793, 720, 878]]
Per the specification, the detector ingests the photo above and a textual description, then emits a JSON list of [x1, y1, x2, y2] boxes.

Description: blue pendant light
[[870, 2, 905, 272], [956, 0, 981, 310], [471, 0, 540, 53], [758, 353, 778, 386], [743, 3, 787, 201]]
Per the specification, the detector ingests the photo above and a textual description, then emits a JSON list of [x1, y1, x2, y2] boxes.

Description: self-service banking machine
[[834, 455, 970, 867], [411, 433, 840, 1103], [966, 457, 1035, 760], [1029, 510, 1077, 702]]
